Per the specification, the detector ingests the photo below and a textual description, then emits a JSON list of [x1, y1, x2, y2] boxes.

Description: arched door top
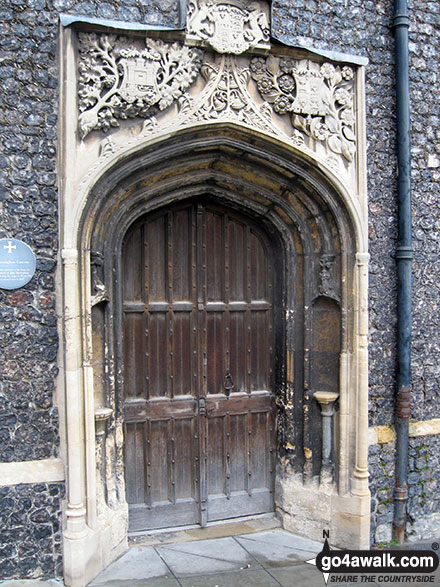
[[81, 126, 359, 260]]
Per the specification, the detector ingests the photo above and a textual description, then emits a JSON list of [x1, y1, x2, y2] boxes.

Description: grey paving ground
[[1, 532, 439, 586], [89, 529, 325, 586]]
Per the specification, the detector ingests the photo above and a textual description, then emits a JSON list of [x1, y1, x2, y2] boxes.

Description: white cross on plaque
[[4, 241, 16, 254]]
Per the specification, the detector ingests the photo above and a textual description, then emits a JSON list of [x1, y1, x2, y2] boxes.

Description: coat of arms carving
[[187, 0, 270, 54], [118, 57, 161, 104], [77, 34, 203, 138]]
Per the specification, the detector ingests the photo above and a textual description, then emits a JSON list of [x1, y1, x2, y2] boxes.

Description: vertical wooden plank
[[172, 207, 191, 300], [229, 311, 246, 393], [150, 420, 170, 504], [174, 418, 195, 500], [267, 253, 274, 390], [191, 205, 198, 399], [123, 225, 143, 300], [250, 310, 268, 391], [170, 418, 176, 504], [190, 206, 200, 514], [246, 411, 251, 495], [250, 412, 267, 490], [224, 213, 230, 395], [207, 312, 224, 395], [145, 419, 152, 506], [167, 213, 174, 399], [250, 231, 266, 299], [124, 313, 145, 398], [225, 414, 231, 499], [144, 220, 149, 304], [197, 203, 208, 526], [148, 313, 168, 398], [207, 417, 225, 495], [173, 312, 192, 396], [129, 422, 145, 503], [136, 422, 144, 503], [229, 415, 246, 492], [245, 226, 251, 395], [229, 219, 245, 301], [124, 423, 136, 503], [268, 410, 275, 492], [206, 210, 224, 301], [147, 215, 167, 301]]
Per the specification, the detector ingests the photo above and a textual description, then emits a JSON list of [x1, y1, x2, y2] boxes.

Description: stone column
[[352, 252, 370, 496], [62, 249, 102, 587], [62, 248, 87, 538], [313, 391, 339, 484]]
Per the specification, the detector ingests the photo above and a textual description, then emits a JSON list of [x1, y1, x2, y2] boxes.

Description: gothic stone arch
[[58, 10, 369, 586]]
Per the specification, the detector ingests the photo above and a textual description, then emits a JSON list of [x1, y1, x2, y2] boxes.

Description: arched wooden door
[[122, 200, 277, 532]]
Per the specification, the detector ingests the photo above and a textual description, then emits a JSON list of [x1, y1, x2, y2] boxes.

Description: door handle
[[198, 396, 206, 416], [224, 369, 234, 397]]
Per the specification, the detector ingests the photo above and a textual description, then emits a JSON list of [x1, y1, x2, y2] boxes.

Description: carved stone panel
[[78, 34, 203, 138], [187, 0, 270, 54], [250, 57, 356, 162], [76, 30, 359, 191]]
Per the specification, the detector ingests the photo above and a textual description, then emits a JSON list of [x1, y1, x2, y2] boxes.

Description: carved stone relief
[[76, 30, 358, 189], [318, 253, 339, 300], [250, 57, 356, 162], [78, 33, 203, 138], [187, 0, 270, 54], [152, 54, 276, 134]]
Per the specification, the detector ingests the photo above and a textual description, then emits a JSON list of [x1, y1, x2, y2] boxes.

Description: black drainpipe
[[392, 0, 413, 544]]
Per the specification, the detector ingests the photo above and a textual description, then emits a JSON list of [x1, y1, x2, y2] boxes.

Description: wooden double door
[[122, 200, 277, 531]]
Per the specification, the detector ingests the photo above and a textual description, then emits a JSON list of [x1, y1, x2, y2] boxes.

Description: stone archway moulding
[[58, 5, 369, 586]]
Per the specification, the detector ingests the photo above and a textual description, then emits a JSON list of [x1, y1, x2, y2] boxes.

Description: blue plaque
[[0, 238, 37, 290]]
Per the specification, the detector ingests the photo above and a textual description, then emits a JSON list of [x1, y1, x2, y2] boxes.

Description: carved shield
[[119, 57, 161, 104], [210, 5, 250, 54], [292, 71, 328, 117]]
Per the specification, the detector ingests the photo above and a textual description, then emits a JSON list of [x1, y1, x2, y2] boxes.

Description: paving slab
[[156, 536, 259, 577], [265, 562, 329, 587], [179, 568, 280, 586], [89, 545, 171, 585], [88, 579, 180, 587], [0, 583, 63, 587], [235, 528, 322, 567]]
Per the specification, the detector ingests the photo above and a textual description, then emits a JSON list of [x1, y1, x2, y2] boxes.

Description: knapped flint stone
[[0, 558, 17, 579]]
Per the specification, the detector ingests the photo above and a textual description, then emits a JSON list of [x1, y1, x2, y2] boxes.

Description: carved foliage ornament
[[187, 0, 270, 54], [78, 33, 203, 138], [250, 57, 356, 161]]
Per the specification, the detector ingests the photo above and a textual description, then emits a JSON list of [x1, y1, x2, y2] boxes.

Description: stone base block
[[275, 473, 370, 549], [64, 503, 128, 587]]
